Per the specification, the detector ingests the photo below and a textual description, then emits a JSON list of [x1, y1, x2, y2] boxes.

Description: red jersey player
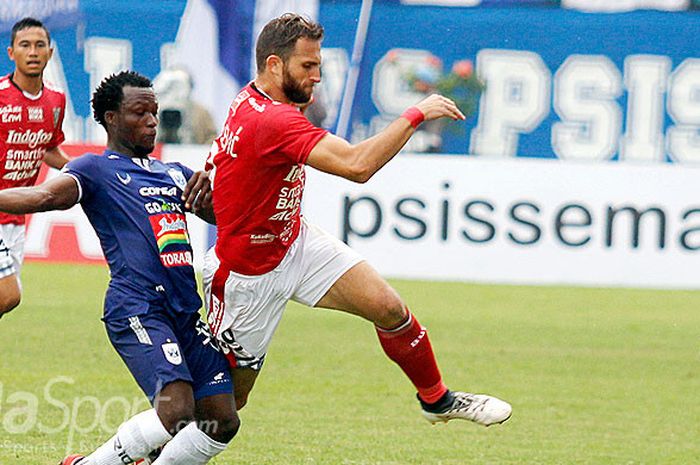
[[0, 17, 69, 318], [204, 14, 511, 427]]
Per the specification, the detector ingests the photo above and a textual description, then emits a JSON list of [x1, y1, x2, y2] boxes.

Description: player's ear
[[104, 110, 117, 126], [7, 46, 14, 62], [267, 55, 283, 77]]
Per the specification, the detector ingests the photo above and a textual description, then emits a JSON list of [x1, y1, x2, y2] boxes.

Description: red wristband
[[401, 106, 425, 129]]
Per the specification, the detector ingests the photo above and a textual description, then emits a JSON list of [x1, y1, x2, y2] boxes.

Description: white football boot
[[421, 391, 512, 426]]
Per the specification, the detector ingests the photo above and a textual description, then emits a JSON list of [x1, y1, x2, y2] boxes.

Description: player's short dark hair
[[91, 71, 152, 129], [255, 13, 324, 72], [10, 17, 50, 47]]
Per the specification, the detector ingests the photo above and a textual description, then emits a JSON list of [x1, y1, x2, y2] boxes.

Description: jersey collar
[[103, 149, 153, 171], [250, 81, 275, 102], [8, 72, 44, 100]]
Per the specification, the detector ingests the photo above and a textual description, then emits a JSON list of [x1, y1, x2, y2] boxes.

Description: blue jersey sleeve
[[62, 154, 100, 203]]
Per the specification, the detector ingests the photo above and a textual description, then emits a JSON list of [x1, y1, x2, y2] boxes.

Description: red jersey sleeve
[[256, 105, 328, 164]]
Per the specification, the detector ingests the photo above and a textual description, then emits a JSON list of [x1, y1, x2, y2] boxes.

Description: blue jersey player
[[0, 71, 238, 465]]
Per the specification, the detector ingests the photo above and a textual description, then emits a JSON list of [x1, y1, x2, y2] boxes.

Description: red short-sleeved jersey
[[0, 74, 66, 225], [207, 83, 328, 275]]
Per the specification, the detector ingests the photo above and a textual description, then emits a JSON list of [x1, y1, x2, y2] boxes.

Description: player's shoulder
[[151, 158, 184, 171], [238, 85, 294, 117], [71, 152, 102, 161], [231, 87, 273, 118], [65, 152, 104, 170], [0, 74, 11, 92], [265, 99, 298, 115], [163, 160, 190, 170], [42, 80, 66, 101], [255, 100, 305, 128]]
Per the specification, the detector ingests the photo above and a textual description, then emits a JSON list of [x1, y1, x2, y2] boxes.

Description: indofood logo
[[6, 129, 52, 149], [157, 216, 187, 236]]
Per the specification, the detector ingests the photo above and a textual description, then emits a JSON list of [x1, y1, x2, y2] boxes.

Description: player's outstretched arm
[[306, 94, 464, 184], [0, 175, 79, 214]]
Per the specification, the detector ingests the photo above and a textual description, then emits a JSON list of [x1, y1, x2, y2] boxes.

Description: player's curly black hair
[[10, 17, 50, 46], [91, 70, 152, 129], [256, 13, 324, 72]]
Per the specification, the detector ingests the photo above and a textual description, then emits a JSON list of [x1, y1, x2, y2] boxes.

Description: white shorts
[[0, 224, 25, 280], [202, 220, 363, 370]]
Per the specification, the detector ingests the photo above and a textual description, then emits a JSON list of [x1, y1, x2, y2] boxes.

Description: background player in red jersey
[[204, 14, 512, 427], [0, 17, 69, 317]]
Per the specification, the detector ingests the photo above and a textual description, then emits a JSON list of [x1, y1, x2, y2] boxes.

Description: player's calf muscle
[[0, 275, 21, 314], [0, 293, 20, 313]]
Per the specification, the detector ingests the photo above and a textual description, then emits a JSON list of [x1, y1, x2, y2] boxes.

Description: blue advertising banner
[[0, 0, 312, 142], [2, 0, 699, 164], [0, 1, 81, 34], [318, 0, 700, 162], [0, 0, 188, 143]]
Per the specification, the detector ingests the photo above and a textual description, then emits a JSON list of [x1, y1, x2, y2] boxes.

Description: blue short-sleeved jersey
[[63, 150, 201, 320]]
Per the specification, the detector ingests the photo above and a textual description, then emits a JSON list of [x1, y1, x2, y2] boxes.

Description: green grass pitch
[[0, 262, 698, 464]]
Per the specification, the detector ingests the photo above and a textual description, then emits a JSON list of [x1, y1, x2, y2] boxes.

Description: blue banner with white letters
[[0, 0, 313, 143], [318, 0, 700, 162], [0, 0, 188, 143], [2, 0, 699, 164]]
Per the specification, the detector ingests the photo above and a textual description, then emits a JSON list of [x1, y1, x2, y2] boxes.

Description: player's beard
[[282, 66, 311, 104]]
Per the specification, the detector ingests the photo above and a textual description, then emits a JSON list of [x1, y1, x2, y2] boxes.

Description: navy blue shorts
[[105, 310, 232, 403]]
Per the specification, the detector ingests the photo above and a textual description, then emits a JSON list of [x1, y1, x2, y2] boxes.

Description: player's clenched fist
[[182, 170, 212, 212]]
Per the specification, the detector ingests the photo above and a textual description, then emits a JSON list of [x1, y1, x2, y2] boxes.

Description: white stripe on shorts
[[129, 316, 153, 345]]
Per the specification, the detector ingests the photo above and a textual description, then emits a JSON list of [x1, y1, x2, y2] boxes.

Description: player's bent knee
[[161, 404, 196, 433], [205, 413, 240, 443], [197, 404, 240, 443], [195, 392, 239, 442], [372, 293, 407, 328]]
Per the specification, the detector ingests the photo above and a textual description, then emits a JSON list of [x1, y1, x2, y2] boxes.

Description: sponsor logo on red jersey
[[27, 107, 43, 122], [6, 129, 52, 148], [0, 75, 66, 225], [0, 104, 21, 123]]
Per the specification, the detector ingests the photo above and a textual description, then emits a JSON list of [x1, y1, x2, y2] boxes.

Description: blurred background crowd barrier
[[2, 0, 699, 288]]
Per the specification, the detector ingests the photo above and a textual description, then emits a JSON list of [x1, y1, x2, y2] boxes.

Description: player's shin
[[79, 409, 172, 465], [375, 310, 448, 404]]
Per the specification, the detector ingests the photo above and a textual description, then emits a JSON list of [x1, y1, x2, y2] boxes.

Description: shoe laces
[[450, 392, 486, 415]]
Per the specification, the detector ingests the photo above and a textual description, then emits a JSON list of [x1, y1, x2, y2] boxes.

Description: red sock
[[376, 310, 447, 404]]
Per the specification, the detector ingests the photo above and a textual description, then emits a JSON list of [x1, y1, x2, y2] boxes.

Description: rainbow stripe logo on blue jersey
[[148, 213, 192, 267]]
